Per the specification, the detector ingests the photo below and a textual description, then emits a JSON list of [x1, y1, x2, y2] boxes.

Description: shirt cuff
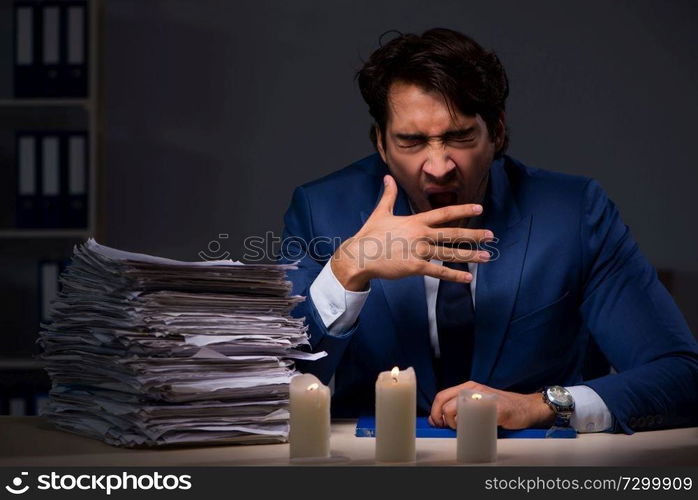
[[566, 385, 614, 433], [309, 259, 371, 336]]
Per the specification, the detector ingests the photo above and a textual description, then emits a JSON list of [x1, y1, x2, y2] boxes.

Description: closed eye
[[446, 138, 475, 147], [397, 141, 425, 149]]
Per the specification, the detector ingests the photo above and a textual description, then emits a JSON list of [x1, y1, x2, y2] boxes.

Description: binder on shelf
[[15, 133, 41, 228], [40, 134, 62, 228], [13, 1, 39, 97], [14, 0, 89, 98], [64, 133, 88, 228], [63, 2, 88, 97], [15, 130, 89, 230], [38, 260, 62, 324], [40, 2, 62, 97], [9, 397, 27, 416]]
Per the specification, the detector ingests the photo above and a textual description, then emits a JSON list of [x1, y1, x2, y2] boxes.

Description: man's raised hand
[[330, 175, 494, 291]]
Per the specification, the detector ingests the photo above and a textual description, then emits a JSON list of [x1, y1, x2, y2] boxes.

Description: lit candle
[[289, 373, 330, 459], [375, 366, 416, 463], [456, 389, 498, 463]]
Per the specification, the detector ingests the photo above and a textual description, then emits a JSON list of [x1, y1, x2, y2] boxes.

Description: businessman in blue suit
[[279, 28, 698, 433]]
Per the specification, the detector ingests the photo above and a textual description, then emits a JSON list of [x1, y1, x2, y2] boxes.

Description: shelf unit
[[0, 98, 89, 107], [0, 229, 90, 239], [0, 0, 103, 239], [0, 357, 43, 371], [0, 0, 103, 385]]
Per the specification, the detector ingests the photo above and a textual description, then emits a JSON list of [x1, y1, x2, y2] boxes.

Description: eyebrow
[[393, 126, 477, 141]]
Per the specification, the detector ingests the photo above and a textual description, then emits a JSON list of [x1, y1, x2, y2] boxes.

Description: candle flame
[[307, 383, 319, 391], [471, 393, 483, 400], [391, 366, 400, 382]]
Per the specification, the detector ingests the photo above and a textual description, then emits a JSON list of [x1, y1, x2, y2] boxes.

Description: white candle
[[289, 373, 330, 459], [456, 389, 498, 463], [375, 366, 416, 463]]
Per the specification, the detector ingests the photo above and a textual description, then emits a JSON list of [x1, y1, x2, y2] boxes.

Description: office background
[[107, 0, 698, 327], [1, 0, 696, 411]]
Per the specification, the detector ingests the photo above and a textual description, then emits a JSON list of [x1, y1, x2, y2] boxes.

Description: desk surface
[[1, 417, 697, 466]]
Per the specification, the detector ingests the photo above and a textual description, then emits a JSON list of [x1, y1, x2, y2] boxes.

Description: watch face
[[548, 386, 573, 406]]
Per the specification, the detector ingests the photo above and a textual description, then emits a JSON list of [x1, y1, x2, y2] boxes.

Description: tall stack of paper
[[38, 239, 322, 447]]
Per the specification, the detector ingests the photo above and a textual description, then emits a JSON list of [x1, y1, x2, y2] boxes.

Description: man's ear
[[495, 112, 506, 151], [375, 126, 388, 164]]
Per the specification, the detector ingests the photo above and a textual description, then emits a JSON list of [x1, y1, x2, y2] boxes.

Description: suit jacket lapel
[[471, 157, 532, 385]]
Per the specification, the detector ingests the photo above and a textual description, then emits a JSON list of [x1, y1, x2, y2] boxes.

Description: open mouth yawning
[[427, 190, 459, 209]]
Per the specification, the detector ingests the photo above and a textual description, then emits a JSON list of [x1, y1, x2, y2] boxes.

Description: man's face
[[376, 81, 503, 224]]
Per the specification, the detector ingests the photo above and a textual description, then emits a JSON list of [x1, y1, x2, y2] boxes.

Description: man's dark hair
[[356, 28, 510, 157]]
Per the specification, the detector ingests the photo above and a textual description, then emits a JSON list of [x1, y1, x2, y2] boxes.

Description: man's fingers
[[425, 227, 495, 244], [443, 399, 458, 429], [430, 398, 446, 428], [430, 382, 490, 427], [430, 385, 467, 425], [430, 392, 447, 427], [429, 245, 491, 264], [373, 174, 398, 215], [418, 261, 472, 283], [414, 240, 488, 263], [417, 203, 484, 226]]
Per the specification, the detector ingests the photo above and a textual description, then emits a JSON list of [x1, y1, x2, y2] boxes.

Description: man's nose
[[422, 151, 457, 179]]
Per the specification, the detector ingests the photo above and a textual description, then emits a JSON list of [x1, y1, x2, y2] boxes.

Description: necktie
[[435, 261, 475, 390]]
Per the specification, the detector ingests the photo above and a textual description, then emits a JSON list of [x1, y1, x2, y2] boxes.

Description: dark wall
[[103, 0, 698, 324]]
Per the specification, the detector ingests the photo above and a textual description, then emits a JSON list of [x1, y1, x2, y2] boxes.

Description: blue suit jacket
[[280, 153, 698, 433]]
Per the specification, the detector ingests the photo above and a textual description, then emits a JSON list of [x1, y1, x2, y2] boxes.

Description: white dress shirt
[[309, 259, 613, 433]]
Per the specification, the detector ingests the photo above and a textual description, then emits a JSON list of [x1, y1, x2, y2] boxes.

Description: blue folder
[[355, 416, 577, 439]]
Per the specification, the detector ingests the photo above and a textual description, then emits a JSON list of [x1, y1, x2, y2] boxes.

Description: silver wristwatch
[[542, 385, 575, 427]]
